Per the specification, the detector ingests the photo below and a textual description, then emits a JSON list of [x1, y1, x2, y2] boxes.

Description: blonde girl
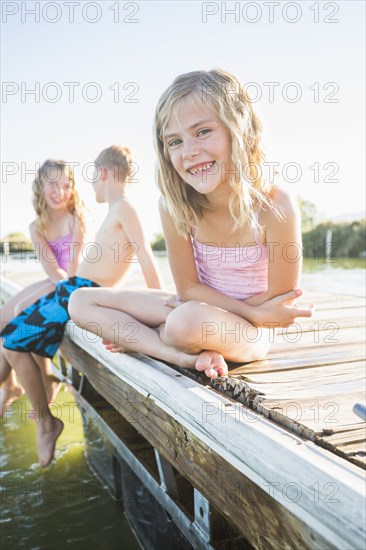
[[69, 69, 314, 378], [1, 159, 86, 413]]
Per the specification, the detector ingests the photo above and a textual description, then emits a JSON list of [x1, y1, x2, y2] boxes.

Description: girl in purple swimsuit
[[1, 159, 86, 414], [70, 69, 314, 379]]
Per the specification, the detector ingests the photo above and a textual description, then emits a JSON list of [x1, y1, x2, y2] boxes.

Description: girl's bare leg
[[0, 279, 55, 415], [69, 288, 196, 368], [70, 290, 272, 365], [24, 356, 62, 421], [70, 287, 175, 327], [69, 288, 227, 376], [3, 349, 64, 466], [33, 355, 62, 403], [162, 301, 274, 364]]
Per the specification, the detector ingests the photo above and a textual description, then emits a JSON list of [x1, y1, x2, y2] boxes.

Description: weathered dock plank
[[270, 326, 364, 350], [298, 291, 364, 310], [232, 350, 365, 374], [268, 342, 364, 361]]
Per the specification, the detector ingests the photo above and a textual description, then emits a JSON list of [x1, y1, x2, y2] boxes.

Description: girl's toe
[[195, 351, 212, 371], [205, 368, 217, 379]]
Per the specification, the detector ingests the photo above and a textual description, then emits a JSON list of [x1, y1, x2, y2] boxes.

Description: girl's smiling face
[[165, 96, 232, 196], [43, 170, 72, 211]]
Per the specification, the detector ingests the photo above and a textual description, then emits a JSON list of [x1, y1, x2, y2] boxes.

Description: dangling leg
[[0, 279, 55, 416], [26, 355, 62, 420], [3, 348, 64, 466], [33, 355, 62, 404]]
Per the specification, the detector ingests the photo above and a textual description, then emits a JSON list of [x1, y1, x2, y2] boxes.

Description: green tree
[[151, 233, 166, 251], [298, 198, 318, 233], [302, 220, 366, 258], [0, 232, 33, 253]]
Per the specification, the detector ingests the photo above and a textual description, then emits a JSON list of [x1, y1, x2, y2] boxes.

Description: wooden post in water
[[1, 241, 10, 276], [2, 241, 10, 261], [325, 226, 333, 262]]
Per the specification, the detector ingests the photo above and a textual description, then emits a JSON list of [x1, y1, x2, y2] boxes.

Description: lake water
[[2, 254, 365, 296], [0, 389, 140, 550], [1, 255, 365, 549]]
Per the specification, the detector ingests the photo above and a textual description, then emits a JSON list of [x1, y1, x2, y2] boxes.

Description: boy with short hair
[[1, 145, 164, 466]]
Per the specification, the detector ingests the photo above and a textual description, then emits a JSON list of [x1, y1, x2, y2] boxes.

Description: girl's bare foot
[[175, 349, 199, 370], [102, 340, 126, 353], [36, 417, 64, 467], [0, 379, 25, 417], [195, 351, 228, 379]]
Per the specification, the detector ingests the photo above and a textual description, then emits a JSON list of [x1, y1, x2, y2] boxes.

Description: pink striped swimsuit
[[191, 210, 268, 300], [47, 230, 73, 271]]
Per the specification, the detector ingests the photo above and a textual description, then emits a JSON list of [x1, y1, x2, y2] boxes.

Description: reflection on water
[[0, 389, 140, 550], [301, 258, 365, 296], [302, 257, 366, 272]]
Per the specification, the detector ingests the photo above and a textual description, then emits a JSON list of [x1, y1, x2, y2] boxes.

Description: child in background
[[1, 145, 166, 466], [1, 160, 85, 416], [69, 69, 314, 379]]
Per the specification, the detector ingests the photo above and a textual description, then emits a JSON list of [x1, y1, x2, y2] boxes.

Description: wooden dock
[[1, 278, 365, 549], [57, 289, 365, 550]]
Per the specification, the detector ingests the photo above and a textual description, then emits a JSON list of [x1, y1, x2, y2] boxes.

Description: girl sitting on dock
[[70, 69, 314, 379], [1, 160, 86, 415]]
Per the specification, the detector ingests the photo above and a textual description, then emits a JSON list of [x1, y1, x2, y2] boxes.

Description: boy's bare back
[[77, 198, 137, 287]]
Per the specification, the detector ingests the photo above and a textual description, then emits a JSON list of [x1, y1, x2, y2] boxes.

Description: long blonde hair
[[153, 69, 283, 236], [32, 159, 85, 237]]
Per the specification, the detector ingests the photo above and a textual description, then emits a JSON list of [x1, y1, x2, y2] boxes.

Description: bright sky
[[1, 0, 365, 240]]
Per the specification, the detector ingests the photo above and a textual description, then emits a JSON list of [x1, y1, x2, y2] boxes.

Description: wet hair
[[95, 145, 135, 184], [32, 159, 85, 237], [153, 68, 283, 236]]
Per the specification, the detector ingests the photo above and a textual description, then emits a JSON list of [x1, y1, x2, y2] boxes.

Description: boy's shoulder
[[110, 197, 140, 228], [113, 196, 137, 217]]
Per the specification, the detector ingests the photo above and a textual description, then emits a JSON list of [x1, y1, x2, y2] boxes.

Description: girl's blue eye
[[197, 129, 211, 137], [167, 129, 211, 147], [168, 139, 181, 147]]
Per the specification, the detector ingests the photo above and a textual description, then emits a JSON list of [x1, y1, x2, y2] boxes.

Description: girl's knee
[[164, 301, 205, 346], [68, 288, 89, 323]]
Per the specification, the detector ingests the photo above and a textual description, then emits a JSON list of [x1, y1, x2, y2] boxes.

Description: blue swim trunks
[[1, 276, 99, 359]]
